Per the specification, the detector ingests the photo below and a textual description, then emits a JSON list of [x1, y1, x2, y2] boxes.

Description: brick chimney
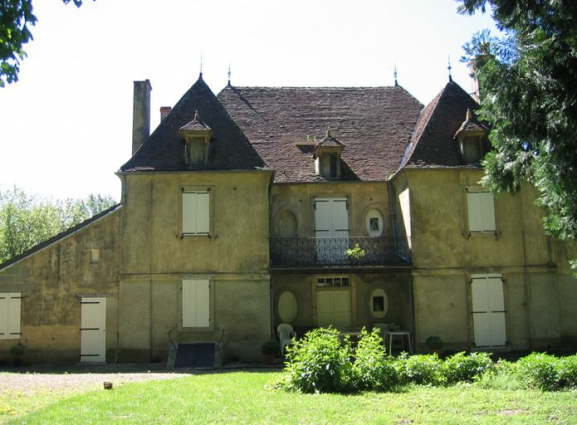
[[160, 106, 172, 122], [132, 80, 152, 155]]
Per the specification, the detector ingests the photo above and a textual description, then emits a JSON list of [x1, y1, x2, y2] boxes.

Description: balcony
[[270, 236, 411, 268]]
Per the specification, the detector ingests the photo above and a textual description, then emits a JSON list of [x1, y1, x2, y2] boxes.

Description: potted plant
[[9, 343, 26, 367], [425, 336, 444, 355], [261, 340, 280, 364]]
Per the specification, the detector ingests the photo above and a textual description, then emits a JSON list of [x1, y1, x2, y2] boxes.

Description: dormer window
[[454, 109, 489, 165], [179, 111, 212, 166], [313, 129, 345, 179]]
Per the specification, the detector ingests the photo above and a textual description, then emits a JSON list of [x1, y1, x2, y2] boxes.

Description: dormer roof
[[179, 111, 211, 133], [454, 109, 488, 138], [120, 77, 266, 172], [313, 129, 345, 159]]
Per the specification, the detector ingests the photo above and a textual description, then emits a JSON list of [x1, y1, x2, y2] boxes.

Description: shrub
[[515, 352, 561, 391], [352, 328, 397, 391], [261, 340, 280, 356], [442, 352, 494, 384], [474, 360, 524, 390], [282, 327, 353, 393], [394, 353, 445, 386], [558, 354, 577, 388]]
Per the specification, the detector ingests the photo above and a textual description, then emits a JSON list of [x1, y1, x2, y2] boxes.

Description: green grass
[[2, 372, 577, 424]]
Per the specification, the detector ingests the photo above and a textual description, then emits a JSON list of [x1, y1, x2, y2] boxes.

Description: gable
[[120, 77, 266, 173]]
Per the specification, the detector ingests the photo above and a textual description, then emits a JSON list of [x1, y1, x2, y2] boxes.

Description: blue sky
[[0, 0, 497, 200]]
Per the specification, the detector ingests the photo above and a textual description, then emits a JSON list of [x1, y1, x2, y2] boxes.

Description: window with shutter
[[466, 190, 496, 233], [182, 191, 210, 235], [182, 280, 210, 328], [0, 293, 21, 340]]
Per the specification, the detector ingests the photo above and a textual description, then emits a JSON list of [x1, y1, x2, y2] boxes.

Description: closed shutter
[[183, 192, 210, 235], [472, 275, 506, 347], [0, 293, 21, 340], [317, 290, 352, 328], [80, 297, 106, 362], [8, 293, 21, 338], [182, 280, 210, 327], [467, 191, 496, 232]]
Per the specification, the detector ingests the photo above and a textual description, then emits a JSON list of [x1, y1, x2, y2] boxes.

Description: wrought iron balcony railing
[[270, 236, 411, 268]]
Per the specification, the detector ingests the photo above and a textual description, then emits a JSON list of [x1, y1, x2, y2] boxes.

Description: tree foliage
[[0, 0, 85, 87], [0, 188, 116, 264], [459, 0, 577, 242]]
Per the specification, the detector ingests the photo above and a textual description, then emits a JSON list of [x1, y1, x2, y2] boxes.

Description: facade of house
[[1, 75, 575, 364]]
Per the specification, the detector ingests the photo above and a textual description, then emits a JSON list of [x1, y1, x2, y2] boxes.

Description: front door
[[472, 275, 506, 347], [80, 297, 106, 363], [315, 198, 349, 263], [317, 290, 352, 328]]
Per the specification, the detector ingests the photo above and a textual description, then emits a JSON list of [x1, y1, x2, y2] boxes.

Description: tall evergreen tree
[[459, 0, 577, 243]]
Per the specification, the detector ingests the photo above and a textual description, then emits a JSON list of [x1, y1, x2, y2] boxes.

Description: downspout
[[267, 170, 277, 339], [149, 176, 154, 361], [520, 186, 532, 350]]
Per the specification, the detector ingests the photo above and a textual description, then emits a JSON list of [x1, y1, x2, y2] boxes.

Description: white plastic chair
[[277, 323, 297, 356]]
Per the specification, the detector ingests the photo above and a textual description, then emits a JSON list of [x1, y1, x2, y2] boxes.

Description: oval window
[[278, 291, 298, 323], [365, 209, 384, 237], [369, 288, 388, 319]]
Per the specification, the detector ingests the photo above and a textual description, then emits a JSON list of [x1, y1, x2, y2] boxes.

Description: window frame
[[181, 187, 212, 237], [0, 292, 22, 340], [180, 279, 214, 332], [465, 188, 497, 234]]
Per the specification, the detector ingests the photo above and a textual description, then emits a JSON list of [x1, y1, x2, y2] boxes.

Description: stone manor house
[[1, 73, 575, 364]]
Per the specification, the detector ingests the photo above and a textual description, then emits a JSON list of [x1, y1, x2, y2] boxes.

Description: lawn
[[2, 371, 576, 424]]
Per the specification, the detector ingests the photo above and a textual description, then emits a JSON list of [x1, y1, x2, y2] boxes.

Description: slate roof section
[[401, 81, 482, 168], [0, 204, 121, 271], [217, 85, 423, 182], [120, 77, 266, 172]]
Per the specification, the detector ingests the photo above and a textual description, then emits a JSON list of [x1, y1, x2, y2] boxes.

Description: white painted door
[[315, 198, 349, 262], [317, 290, 352, 328], [80, 297, 106, 363], [472, 276, 506, 347]]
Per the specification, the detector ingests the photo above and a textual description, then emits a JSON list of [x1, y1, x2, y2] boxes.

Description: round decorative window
[[368, 288, 388, 319], [365, 209, 384, 237], [278, 291, 298, 323]]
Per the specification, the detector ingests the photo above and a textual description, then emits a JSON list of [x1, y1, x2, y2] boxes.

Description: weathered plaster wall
[[271, 272, 411, 332], [270, 182, 393, 239], [116, 171, 272, 361], [0, 210, 121, 363]]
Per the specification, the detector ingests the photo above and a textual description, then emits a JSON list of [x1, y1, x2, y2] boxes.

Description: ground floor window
[[182, 280, 210, 328], [0, 293, 21, 340]]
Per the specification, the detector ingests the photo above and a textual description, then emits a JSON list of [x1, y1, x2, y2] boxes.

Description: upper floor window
[[313, 129, 345, 179], [179, 111, 212, 167], [182, 189, 210, 236], [466, 189, 496, 233], [454, 109, 488, 165]]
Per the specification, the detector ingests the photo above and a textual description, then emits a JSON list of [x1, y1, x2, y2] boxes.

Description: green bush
[[352, 328, 398, 391], [442, 352, 494, 384], [394, 353, 445, 386], [515, 352, 561, 391], [558, 354, 577, 388], [282, 327, 353, 393], [474, 359, 525, 390]]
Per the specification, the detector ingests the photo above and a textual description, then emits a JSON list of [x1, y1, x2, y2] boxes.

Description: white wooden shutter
[[8, 293, 21, 338], [0, 293, 21, 340], [332, 199, 349, 238], [472, 275, 506, 347], [467, 191, 496, 232], [315, 199, 331, 237], [182, 280, 210, 327], [80, 297, 106, 362], [183, 192, 210, 235], [0, 294, 8, 339], [317, 290, 352, 328]]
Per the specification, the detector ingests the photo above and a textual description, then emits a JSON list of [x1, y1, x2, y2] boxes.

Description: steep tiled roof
[[217, 85, 422, 182], [120, 77, 266, 172], [401, 81, 481, 168]]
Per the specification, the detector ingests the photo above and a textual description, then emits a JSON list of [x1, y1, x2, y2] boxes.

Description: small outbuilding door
[[471, 275, 506, 347], [80, 297, 106, 363]]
